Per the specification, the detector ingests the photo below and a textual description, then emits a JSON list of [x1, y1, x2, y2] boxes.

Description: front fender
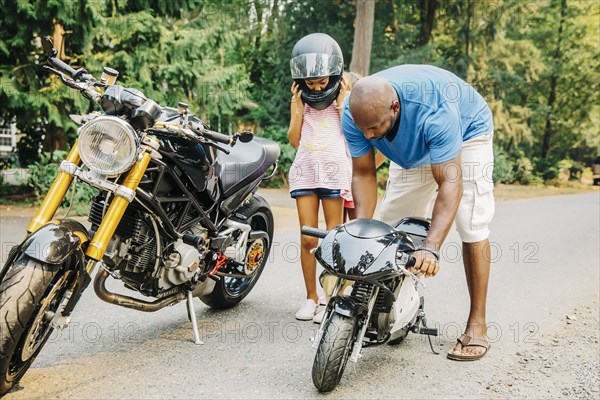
[[331, 295, 368, 319], [22, 219, 89, 265]]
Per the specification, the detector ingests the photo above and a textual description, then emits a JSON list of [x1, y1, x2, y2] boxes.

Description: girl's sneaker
[[313, 295, 327, 323], [295, 299, 318, 320]]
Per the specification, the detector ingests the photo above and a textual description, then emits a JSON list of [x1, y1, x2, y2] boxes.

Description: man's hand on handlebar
[[408, 249, 440, 278]]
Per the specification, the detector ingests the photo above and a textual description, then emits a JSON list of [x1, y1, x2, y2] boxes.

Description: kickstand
[[427, 334, 439, 355], [187, 291, 204, 345], [418, 315, 439, 355]]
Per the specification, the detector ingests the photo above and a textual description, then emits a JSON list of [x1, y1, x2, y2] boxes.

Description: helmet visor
[[290, 53, 343, 79]]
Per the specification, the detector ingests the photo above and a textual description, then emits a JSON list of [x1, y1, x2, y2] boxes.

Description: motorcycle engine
[[89, 198, 210, 293], [158, 225, 209, 290]]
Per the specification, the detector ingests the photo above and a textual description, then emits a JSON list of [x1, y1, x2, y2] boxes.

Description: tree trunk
[[465, 0, 474, 75], [52, 20, 68, 60], [349, 0, 375, 76], [266, 0, 279, 36], [541, 0, 567, 158], [418, 0, 439, 46]]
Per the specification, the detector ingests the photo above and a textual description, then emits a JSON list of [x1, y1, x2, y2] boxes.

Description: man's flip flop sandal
[[447, 334, 491, 361]]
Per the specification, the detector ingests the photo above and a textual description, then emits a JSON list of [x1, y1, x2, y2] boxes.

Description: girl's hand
[[291, 82, 304, 116], [336, 75, 349, 111]]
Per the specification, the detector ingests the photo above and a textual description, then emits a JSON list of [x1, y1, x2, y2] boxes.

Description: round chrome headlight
[[78, 116, 139, 177]]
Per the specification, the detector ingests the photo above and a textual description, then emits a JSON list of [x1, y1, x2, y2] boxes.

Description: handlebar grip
[[405, 257, 416, 268], [202, 129, 232, 145], [49, 57, 77, 77], [301, 226, 328, 239]]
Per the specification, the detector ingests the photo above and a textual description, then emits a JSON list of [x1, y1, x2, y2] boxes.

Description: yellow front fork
[[27, 142, 81, 233], [27, 136, 156, 263], [85, 150, 153, 261]]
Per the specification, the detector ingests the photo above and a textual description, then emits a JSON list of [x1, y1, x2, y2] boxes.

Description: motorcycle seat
[[217, 137, 280, 197]]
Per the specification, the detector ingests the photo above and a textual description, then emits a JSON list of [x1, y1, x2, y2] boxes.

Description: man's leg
[[453, 239, 491, 356], [451, 133, 495, 358], [379, 163, 437, 225]]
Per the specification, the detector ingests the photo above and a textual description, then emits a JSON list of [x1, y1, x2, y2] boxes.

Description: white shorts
[[379, 133, 495, 243]]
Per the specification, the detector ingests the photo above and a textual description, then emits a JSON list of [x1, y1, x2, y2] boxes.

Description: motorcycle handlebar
[[187, 120, 232, 145], [49, 57, 76, 77], [301, 226, 328, 239], [202, 128, 232, 145]]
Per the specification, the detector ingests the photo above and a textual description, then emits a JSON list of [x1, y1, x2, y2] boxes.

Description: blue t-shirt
[[342, 65, 493, 168]]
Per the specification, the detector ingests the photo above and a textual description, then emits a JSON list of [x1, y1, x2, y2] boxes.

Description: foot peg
[[418, 326, 438, 336]]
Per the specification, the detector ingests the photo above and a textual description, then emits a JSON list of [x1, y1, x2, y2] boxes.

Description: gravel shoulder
[[485, 298, 600, 399]]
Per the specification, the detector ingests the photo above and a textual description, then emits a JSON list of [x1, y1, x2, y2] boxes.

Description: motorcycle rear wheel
[[312, 313, 358, 393], [0, 255, 69, 395], [199, 205, 273, 309]]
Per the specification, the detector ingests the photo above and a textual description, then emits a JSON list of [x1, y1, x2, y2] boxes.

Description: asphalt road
[[1, 190, 598, 399]]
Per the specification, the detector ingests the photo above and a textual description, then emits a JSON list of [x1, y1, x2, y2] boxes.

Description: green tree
[[527, 0, 599, 162], [0, 0, 101, 165], [89, 2, 252, 131]]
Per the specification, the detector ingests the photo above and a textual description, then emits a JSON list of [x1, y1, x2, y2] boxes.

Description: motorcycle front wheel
[[312, 313, 358, 393], [199, 204, 273, 309], [0, 255, 71, 395]]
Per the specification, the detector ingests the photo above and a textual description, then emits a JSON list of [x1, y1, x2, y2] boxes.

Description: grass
[[493, 182, 598, 203]]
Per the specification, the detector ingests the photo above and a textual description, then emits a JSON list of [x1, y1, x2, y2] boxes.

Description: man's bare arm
[[425, 154, 463, 251], [410, 154, 463, 277], [352, 150, 378, 219]]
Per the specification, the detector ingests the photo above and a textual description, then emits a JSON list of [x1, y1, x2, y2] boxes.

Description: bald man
[[341, 65, 495, 361]]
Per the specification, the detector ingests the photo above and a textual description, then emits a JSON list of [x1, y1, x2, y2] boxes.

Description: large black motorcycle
[[302, 218, 439, 392], [0, 37, 280, 395]]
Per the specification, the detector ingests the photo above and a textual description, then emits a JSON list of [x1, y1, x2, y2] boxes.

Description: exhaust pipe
[[94, 269, 186, 312]]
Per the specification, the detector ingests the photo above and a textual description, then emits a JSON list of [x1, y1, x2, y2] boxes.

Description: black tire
[[200, 205, 273, 309], [312, 313, 358, 393], [0, 255, 68, 395]]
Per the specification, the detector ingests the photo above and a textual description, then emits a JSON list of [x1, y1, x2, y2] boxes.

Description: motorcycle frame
[[21, 127, 265, 287]]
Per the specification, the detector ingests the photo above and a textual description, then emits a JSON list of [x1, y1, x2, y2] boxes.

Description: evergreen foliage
[[1, 0, 598, 187]]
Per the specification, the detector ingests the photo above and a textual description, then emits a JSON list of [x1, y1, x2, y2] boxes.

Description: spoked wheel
[[312, 313, 359, 393], [0, 255, 71, 395], [222, 237, 266, 296], [200, 203, 273, 309]]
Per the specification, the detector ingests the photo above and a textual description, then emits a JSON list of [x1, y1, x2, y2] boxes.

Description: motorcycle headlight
[[78, 116, 139, 177]]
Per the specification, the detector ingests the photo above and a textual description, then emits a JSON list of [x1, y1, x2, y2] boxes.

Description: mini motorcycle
[[0, 37, 280, 395], [302, 218, 439, 392]]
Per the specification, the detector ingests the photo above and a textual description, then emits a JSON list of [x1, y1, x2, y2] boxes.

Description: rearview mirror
[[41, 36, 56, 57], [239, 131, 254, 143]]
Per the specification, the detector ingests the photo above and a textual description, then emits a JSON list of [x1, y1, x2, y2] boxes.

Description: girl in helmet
[[287, 33, 353, 321]]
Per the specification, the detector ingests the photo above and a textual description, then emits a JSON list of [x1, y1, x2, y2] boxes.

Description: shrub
[[533, 156, 560, 182], [514, 157, 543, 185], [27, 150, 98, 215], [492, 147, 516, 184]]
